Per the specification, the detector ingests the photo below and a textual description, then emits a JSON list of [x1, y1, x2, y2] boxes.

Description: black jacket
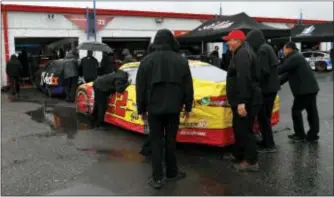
[[221, 50, 231, 71], [63, 52, 79, 79], [278, 51, 319, 96], [226, 43, 262, 106], [94, 69, 129, 93], [246, 29, 280, 94], [80, 56, 99, 80], [99, 54, 116, 75], [6, 55, 23, 78], [136, 29, 194, 115], [330, 48, 334, 64]]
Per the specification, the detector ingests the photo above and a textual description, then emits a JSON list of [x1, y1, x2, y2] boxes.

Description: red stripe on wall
[[0, 4, 329, 24], [2, 5, 10, 86]]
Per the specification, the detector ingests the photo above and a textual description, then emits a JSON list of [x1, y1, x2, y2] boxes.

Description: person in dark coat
[[18, 49, 29, 78], [223, 30, 262, 171], [136, 29, 193, 189], [6, 54, 23, 98], [79, 50, 98, 83], [278, 42, 320, 142], [139, 43, 155, 157], [330, 48, 334, 66], [99, 52, 116, 75], [63, 50, 80, 102], [221, 49, 231, 71], [92, 70, 129, 127], [121, 48, 136, 65], [246, 29, 280, 153]]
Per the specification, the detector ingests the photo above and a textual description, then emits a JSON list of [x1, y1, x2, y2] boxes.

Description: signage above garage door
[[64, 14, 114, 32]]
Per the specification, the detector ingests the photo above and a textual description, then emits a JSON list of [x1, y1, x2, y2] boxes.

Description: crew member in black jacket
[[278, 42, 320, 142], [223, 30, 262, 171], [6, 54, 23, 98], [136, 29, 194, 189], [80, 51, 99, 83], [92, 70, 129, 128], [246, 29, 280, 153]]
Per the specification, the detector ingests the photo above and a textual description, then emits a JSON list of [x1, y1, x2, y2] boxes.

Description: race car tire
[[315, 61, 327, 72], [76, 89, 91, 115]]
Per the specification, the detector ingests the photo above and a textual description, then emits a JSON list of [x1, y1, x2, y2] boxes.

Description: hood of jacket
[[246, 29, 266, 52], [152, 29, 180, 52], [10, 54, 18, 61], [122, 48, 131, 56], [65, 51, 77, 59]]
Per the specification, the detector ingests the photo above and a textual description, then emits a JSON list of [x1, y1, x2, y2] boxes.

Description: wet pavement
[[1, 72, 333, 195]]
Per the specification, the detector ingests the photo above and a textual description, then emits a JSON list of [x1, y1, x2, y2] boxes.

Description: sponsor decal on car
[[179, 130, 207, 136], [41, 72, 59, 85]]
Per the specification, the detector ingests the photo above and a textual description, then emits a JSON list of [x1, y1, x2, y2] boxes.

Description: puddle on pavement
[[77, 148, 146, 163], [199, 177, 226, 196], [25, 102, 91, 139]]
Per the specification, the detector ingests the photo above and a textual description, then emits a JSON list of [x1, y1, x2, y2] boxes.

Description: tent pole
[[201, 41, 204, 54]]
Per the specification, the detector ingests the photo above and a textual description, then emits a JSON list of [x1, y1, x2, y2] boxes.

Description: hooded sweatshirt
[[63, 51, 79, 79], [246, 29, 280, 94], [135, 29, 194, 115], [122, 48, 135, 65], [6, 54, 23, 78]]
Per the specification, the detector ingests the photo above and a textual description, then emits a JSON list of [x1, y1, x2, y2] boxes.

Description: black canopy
[[272, 22, 334, 43], [177, 12, 291, 43]]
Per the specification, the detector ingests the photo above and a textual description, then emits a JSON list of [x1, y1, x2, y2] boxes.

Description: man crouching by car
[[92, 70, 129, 128], [223, 30, 262, 171]]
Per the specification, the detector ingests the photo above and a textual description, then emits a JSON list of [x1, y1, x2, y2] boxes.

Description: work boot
[[288, 134, 306, 141], [148, 178, 165, 189], [257, 146, 277, 153], [234, 161, 259, 172]]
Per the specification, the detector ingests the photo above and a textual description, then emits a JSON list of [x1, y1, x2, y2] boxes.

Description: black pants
[[9, 77, 20, 96], [257, 92, 277, 148], [148, 113, 180, 181], [292, 93, 320, 138], [140, 133, 152, 155], [231, 105, 259, 164], [92, 86, 110, 125], [64, 76, 78, 102]]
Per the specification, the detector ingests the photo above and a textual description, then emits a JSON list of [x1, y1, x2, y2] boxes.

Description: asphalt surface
[[1, 72, 333, 196]]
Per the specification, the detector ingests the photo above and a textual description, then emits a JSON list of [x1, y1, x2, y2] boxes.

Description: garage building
[[1, 4, 329, 86]]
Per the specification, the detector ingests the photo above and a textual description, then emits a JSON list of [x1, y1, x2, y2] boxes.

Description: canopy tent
[[177, 12, 291, 43], [272, 21, 334, 43]]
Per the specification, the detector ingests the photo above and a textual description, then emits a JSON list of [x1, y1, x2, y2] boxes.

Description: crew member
[[80, 50, 98, 83], [63, 50, 80, 102], [278, 42, 320, 142], [6, 54, 23, 99], [92, 70, 129, 128], [99, 52, 116, 76], [223, 30, 262, 171], [136, 29, 194, 189], [246, 29, 280, 153], [121, 48, 136, 65]]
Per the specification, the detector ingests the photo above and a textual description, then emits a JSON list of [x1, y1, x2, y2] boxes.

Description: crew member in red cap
[[223, 30, 262, 171]]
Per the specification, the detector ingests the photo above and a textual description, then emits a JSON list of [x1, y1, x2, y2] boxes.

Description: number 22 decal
[[109, 91, 128, 117]]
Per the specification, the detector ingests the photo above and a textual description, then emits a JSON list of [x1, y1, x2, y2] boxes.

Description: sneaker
[[148, 178, 164, 189], [288, 134, 305, 141], [166, 171, 187, 181], [234, 161, 259, 172], [257, 147, 277, 153]]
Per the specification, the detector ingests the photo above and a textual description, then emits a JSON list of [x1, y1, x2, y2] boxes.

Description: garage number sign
[[64, 15, 114, 32]]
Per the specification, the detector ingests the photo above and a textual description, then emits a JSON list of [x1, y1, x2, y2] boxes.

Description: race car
[[35, 59, 84, 96], [76, 60, 280, 147], [301, 51, 332, 72]]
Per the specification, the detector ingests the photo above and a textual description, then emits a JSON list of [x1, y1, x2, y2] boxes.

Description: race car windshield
[[123, 63, 227, 85]]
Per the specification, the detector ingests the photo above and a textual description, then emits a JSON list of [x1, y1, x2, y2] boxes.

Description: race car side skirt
[[104, 111, 280, 147]]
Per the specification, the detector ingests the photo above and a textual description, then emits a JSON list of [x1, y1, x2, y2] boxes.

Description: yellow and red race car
[[76, 60, 280, 147]]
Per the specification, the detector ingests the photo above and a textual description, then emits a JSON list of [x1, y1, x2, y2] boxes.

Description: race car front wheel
[[315, 61, 327, 72]]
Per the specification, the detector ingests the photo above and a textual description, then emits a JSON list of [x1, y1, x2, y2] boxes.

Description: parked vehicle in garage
[[301, 51, 332, 71], [76, 60, 281, 147]]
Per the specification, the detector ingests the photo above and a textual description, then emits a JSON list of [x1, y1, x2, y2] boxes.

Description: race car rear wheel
[[315, 61, 327, 72]]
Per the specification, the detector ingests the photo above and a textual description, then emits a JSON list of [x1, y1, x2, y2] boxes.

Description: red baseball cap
[[222, 30, 246, 41]]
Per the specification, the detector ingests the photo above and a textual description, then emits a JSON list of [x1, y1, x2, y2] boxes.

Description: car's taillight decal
[[196, 96, 229, 107]]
